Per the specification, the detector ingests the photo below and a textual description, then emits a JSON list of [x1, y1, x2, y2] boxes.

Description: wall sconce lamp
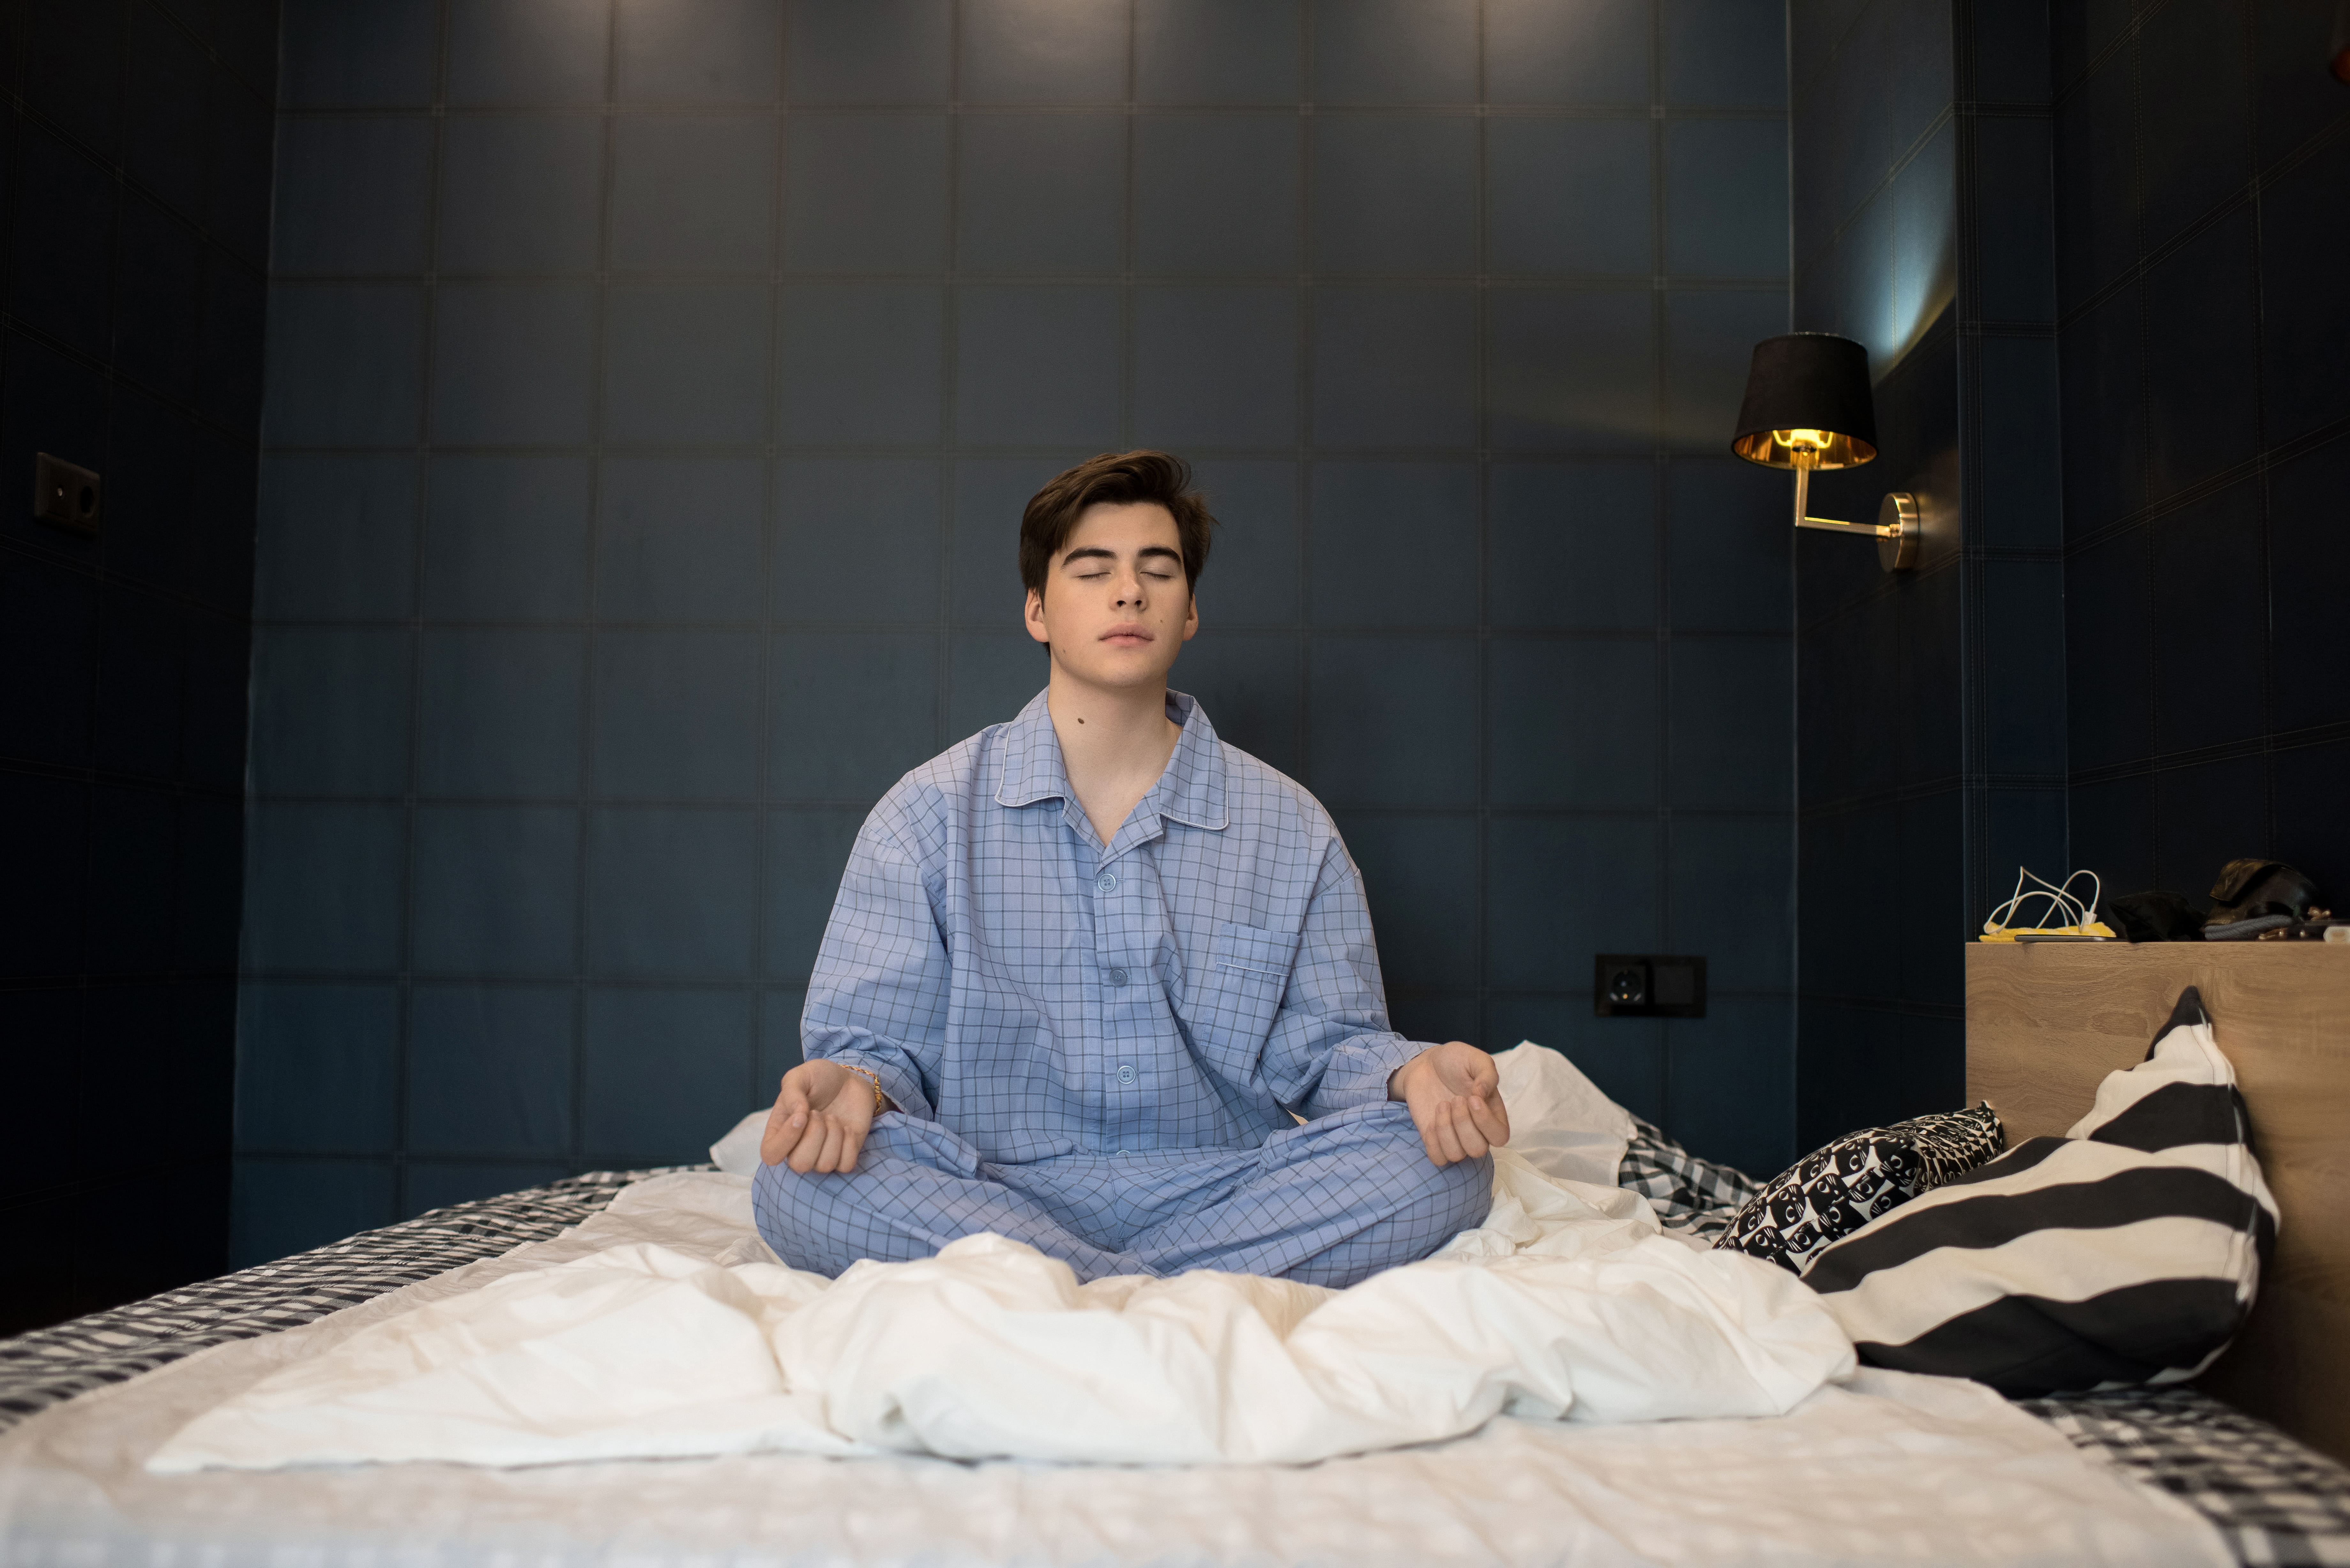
[[1730, 333, 1919, 572]]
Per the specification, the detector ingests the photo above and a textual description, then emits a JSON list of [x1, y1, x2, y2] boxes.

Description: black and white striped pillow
[[1802, 987, 2278, 1397]]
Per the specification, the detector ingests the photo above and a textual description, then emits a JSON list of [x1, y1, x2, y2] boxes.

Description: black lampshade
[[1730, 333, 1878, 469]]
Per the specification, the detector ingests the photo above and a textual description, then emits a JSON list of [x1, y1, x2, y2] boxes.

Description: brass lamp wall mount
[[1731, 333, 1920, 572]]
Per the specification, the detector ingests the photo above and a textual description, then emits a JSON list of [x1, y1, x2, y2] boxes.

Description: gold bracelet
[[840, 1062, 889, 1116]]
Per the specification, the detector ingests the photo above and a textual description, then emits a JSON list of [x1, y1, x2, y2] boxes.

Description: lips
[[1100, 625, 1153, 646]]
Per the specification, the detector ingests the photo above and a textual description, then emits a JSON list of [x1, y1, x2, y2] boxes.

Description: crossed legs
[[752, 1100, 1493, 1289]]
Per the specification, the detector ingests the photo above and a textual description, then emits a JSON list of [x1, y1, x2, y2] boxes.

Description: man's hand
[[760, 1060, 881, 1173], [1388, 1042, 1511, 1167]]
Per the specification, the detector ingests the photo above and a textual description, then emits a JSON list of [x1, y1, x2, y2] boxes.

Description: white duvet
[[150, 1046, 1856, 1472]]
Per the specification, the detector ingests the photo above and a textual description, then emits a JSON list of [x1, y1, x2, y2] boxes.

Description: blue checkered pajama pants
[[752, 1099, 1494, 1288]]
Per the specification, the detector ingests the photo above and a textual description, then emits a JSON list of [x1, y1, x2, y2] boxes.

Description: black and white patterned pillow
[[1714, 1105, 2006, 1274], [1802, 988, 2277, 1397]]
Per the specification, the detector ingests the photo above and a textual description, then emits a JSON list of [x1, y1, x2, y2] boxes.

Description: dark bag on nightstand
[[2203, 859, 2323, 940]]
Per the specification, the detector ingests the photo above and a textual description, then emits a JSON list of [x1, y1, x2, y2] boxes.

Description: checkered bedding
[[1619, 1115, 1763, 1241], [0, 1169, 660, 1436], [2020, 1388, 2350, 1568], [4, 1160, 2345, 1566]]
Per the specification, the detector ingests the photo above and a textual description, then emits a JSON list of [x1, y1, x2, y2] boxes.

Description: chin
[[1064, 653, 1176, 689]]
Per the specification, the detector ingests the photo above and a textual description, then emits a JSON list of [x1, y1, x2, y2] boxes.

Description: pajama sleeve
[[798, 807, 950, 1120], [1265, 836, 1428, 1120]]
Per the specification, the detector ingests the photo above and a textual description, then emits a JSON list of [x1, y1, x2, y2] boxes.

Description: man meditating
[[754, 450, 1510, 1287]]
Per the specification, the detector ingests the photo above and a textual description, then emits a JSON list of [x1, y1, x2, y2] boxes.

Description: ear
[[1181, 586, 1199, 642], [1023, 586, 1050, 646]]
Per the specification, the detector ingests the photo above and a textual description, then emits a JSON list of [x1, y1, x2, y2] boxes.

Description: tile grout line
[[240, 792, 1807, 817], [204, 617, 1801, 638], [258, 269, 1794, 288], [183, 0, 252, 1196], [67, 2, 141, 1276], [1120, 0, 1136, 452], [383, 0, 459, 1220], [939, 0, 963, 771], [1648, 0, 1672, 1124], [748, 0, 792, 1110], [1782, 0, 1801, 1151], [1293, 0, 1314, 804], [277, 102, 1786, 121], [1955, 0, 1990, 942], [2240, 0, 2277, 866], [568, 0, 623, 1187], [1471, 0, 1489, 1049], [2128, 16, 2161, 892]]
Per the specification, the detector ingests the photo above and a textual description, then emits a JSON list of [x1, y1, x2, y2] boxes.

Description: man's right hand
[[761, 1059, 880, 1173]]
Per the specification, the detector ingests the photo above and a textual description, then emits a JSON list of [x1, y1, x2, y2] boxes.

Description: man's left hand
[[1388, 1041, 1511, 1167]]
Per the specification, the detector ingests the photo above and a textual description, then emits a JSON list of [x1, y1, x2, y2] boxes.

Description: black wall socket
[[1593, 954, 1707, 1017], [34, 452, 102, 537]]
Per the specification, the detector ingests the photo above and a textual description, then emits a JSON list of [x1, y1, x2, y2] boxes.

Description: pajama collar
[[993, 687, 1230, 834]]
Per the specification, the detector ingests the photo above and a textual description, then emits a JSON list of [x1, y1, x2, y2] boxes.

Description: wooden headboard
[[1966, 943, 2350, 1464]]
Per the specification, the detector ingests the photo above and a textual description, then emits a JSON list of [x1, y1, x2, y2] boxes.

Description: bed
[[4, 971, 2346, 1567]]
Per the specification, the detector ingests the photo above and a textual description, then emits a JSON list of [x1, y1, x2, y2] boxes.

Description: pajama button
[[1095, 871, 1118, 893], [1108, 967, 1128, 986], [1116, 1064, 1137, 1085]]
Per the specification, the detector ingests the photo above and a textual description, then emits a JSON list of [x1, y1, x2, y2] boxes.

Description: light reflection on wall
[[1860, 119, 1957, 379]]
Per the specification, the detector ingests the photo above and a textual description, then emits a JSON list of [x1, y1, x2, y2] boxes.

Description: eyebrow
[[1059, 546, 1183, 567]]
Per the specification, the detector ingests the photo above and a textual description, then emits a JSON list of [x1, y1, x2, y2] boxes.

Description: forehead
[[1058, 499, 1180, 558]]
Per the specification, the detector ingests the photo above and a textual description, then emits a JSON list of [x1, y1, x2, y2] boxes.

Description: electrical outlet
[[1593, 954, 1706, 1018], [34, 452, 102, 537]]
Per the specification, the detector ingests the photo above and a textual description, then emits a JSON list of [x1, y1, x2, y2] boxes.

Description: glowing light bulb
[[1772, 427, 1832, 452]]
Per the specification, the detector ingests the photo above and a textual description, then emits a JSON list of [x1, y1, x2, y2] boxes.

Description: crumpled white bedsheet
[[148, 1047, 1854, 1471]]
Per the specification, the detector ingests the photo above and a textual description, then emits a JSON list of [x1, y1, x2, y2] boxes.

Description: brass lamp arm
[[1795, 516, 1902, 538], [1786, 457, 1921, 569], [1790, 459, 1902, 538]]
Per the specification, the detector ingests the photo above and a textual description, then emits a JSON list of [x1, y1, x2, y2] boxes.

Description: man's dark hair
[[1019, 450, 1217, 595]]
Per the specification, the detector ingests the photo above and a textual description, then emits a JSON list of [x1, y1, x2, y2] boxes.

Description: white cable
[[1984, 865, 2102, 934]]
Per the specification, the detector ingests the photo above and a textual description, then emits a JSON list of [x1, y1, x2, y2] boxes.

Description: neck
[[1044, 664, 1176, 773], [1044, 660, 1184, 847]]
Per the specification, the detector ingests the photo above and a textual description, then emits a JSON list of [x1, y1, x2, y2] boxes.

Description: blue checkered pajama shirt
[[754, 689, 1492, 1287]]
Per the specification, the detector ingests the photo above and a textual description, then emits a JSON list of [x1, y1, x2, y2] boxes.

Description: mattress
[[3, 1171, 2345, 1568]]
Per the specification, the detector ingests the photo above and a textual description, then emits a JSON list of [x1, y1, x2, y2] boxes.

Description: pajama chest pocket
[[1184, 921, 1300, 1079]]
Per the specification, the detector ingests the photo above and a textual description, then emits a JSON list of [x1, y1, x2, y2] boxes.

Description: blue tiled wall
[[0, 0, 277, 1331], [236, 0, 1799, 1262], [1792, 0, 2346, 1150], [1788, 0, 1977, 1144], [2053, 0, 2350, 905]]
